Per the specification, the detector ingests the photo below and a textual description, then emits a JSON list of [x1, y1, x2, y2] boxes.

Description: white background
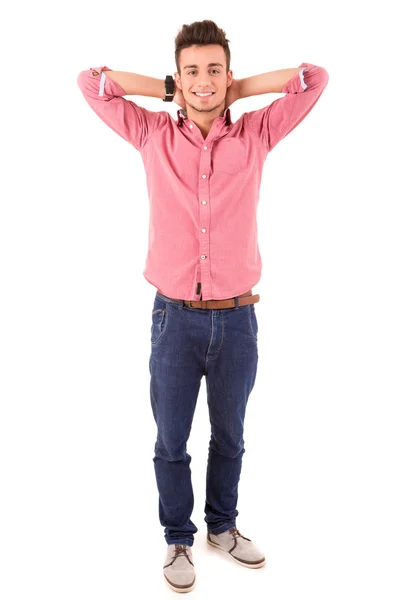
[[1, 0, 399, 598]]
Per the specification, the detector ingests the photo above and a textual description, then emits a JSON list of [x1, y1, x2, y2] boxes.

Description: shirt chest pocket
[[211, 138, 248, 175]]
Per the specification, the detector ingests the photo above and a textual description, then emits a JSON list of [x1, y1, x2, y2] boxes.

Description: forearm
[[238, 66, 305, 97], [103, 70, 165, 99]]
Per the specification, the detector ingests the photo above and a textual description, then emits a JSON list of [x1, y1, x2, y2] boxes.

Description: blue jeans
[[149, 290, 259, 546]]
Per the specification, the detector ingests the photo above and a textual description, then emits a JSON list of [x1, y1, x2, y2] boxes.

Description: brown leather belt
[[157, 288, 260, 309]]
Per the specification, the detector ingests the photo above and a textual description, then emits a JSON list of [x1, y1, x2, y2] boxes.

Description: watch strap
[[163, 75, 174, 102]]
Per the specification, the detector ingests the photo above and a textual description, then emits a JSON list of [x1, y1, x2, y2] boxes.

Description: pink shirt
[[77, 63, 329, 300]]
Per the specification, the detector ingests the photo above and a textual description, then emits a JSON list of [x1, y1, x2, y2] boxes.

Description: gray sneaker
[[163, 543, 196, 593], [207, 527, 266, 568]]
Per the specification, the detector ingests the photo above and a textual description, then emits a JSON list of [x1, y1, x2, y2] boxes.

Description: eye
[[187, 69, 220, 75]]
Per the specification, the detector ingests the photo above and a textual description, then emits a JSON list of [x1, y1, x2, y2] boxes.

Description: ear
[[226, 70, 233, 88], [174, 72, 182, 90]]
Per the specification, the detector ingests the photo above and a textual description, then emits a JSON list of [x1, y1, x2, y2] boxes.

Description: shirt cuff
[[89, 65, 127, 97], [282, 63, 309, 94]]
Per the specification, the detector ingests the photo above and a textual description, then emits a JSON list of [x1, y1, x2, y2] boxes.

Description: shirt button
[[202, 228, 207, 233], [189, 124, 193, 129], [201, 255, 207, 260], [201, 200, 207, 205], [202, 174, 207, 179], [203, 145, 207, 150]]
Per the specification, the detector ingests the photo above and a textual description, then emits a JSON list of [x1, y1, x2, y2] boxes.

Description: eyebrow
[[183, 63, 224, 70]]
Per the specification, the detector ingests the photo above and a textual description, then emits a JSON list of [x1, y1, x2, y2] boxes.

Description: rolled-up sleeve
[[76, 65, 167, 151], [244, 62, 329, 153]]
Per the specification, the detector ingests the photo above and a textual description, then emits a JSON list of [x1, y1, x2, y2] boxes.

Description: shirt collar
[[177, 106, 231, 127]]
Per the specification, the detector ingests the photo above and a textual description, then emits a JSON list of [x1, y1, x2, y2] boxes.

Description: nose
[[196, 75, 213, 88]]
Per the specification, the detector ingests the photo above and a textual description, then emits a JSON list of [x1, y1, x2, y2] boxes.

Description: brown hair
[[174, 20, 231, 75]]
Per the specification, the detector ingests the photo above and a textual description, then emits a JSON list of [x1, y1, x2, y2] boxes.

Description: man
[[77, 18, 329, 594]]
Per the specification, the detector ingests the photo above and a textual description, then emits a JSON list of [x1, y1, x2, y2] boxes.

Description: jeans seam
[[248, 305, 258, 342]]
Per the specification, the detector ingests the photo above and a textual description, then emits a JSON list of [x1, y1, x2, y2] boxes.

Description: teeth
[[194, 92, 213, 97]]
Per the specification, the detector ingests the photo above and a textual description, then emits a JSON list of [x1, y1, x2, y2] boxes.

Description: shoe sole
[[207, 538, 266, 569], [164, 574, 196, 593]]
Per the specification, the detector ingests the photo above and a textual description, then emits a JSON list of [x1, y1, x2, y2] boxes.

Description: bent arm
[[243, 62, 329, 152], [76, 66, 167, 151], [102, 70, 165, 99], [238, 66, 306, 97]]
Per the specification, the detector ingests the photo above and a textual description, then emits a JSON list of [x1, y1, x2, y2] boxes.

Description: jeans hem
[[207, 522, 236, 535], [166, 538, 194, 547]]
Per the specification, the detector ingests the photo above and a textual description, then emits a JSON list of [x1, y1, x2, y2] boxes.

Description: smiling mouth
[[192, 92, 215, 98]]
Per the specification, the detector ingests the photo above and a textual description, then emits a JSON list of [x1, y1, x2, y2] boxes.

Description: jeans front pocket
[[151, 305, 168, 346]]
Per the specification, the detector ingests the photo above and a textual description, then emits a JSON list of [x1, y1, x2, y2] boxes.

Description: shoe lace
[[172, 544, 194, 566], [228, 527, 251, 542]]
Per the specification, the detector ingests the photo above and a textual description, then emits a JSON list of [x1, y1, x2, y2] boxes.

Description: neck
[[183, 97, 227, 132]]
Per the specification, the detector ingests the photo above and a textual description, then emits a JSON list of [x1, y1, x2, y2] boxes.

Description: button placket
[[198, 138, 212, 296]]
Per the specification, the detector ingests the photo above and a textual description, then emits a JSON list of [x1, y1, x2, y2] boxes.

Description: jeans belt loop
[[234, 295, 240, 310]]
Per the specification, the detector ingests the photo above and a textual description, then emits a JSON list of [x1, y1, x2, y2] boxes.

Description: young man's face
[[175, 44, 232, 116]]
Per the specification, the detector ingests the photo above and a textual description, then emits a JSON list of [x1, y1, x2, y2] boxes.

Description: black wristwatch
[[163, 75, 174, 102]]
